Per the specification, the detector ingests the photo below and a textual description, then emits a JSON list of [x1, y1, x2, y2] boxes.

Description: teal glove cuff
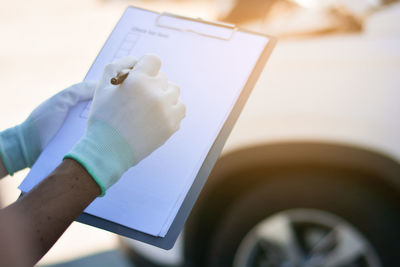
[[64, 118, 136, 196], [0, 120, 41, 175]]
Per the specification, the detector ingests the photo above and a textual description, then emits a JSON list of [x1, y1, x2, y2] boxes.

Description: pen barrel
[[111, 71, 130, 85]]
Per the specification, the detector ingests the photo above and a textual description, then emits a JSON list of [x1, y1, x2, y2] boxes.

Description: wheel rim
[[233, 209, 382, 267]]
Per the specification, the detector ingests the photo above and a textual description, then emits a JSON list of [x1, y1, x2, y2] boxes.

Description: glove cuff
[[64, 118, 136, 196], [0, 122, 40, 175]]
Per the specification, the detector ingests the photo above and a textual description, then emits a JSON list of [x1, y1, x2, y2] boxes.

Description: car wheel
[[205, 172, 400, 267]]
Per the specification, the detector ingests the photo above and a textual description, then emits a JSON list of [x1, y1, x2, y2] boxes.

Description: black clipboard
[[76, 6, 276, 250]]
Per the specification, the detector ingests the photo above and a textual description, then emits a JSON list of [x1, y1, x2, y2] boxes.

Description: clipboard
[[77, 7, 276, 249], [20, 6, 276, 250]]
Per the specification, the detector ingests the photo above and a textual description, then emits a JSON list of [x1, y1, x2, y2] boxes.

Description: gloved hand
[[65, 55, 186, 196], [0, 81, 97, 175]]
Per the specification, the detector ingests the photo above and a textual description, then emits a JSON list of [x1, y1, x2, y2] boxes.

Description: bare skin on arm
[[0, 159, 101, 266], [0, 156, 8, 178], [0, 55, 185, 266]]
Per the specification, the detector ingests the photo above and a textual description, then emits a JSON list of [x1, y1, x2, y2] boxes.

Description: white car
[[120, 2, 400, 266]]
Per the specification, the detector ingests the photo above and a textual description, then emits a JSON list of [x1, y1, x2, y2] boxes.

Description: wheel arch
[[184, 141, 400, 266]]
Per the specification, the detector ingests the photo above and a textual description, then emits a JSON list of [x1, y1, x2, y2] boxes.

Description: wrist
[[0, 122, 40, 175], [0, 152, 9, 178], [64, 118, 136, 196]]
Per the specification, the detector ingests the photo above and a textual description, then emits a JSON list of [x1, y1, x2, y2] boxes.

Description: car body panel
[[123, 3, 400, 265], [225, 34, 400, 163]]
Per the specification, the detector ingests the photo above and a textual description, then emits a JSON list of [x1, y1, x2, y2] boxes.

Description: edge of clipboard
[[78, 5, 277, 250], [157, 35, 277, 249]]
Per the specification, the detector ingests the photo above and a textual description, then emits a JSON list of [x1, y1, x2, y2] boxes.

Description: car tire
[[205, 171, 400, 267]]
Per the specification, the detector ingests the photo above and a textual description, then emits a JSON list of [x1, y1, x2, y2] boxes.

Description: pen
[[110, 68, 131, 85]]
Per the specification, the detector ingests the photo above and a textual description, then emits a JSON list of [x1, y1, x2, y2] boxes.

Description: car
[[120, 1, 400, 266]]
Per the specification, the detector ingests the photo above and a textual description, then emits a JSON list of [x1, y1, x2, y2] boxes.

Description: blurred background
[[1, 0, 399, 266]]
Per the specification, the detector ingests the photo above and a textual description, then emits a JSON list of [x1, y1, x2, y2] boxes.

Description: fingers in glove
[[134, 54, 162, 77], [168, 101, 186, 133], [50, 81, 97, 109], [164, 82, 180, 105], [123, 69, 168, 96], [113, 56, 138, 69], [75, 80, 97, 102], [102, 56, 137, 84], [157, 71, 169, 91], [173, 101, 186, 122]]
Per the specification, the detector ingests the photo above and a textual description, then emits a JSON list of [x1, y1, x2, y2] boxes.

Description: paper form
[[20, 7, 269, 237], [80, 30, 141, 119]]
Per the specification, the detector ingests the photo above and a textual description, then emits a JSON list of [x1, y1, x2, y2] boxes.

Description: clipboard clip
[[156, 12, 237, 41]]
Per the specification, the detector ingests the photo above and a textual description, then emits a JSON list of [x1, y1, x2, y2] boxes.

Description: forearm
[[0, 155, 8, 178], [0, 159, 100, 266]]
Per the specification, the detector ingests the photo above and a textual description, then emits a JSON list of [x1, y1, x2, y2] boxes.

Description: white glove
[[65, 55, 186, 195], [0, 82, 96, 175]]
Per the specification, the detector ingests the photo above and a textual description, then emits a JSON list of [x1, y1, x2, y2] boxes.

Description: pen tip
[[111, 78, 118, 85]]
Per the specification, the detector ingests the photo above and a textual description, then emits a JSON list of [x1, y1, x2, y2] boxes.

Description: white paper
[[20, 7, 269, 237]]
